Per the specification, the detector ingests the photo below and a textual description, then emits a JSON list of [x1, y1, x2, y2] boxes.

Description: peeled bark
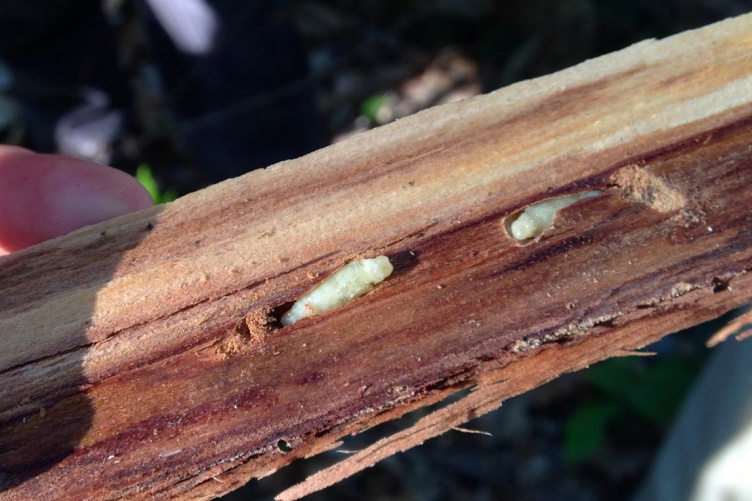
[[1, 13, 752, 501]]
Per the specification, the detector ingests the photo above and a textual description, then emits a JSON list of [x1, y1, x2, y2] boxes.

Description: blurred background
[[1, 0, 751, 499]]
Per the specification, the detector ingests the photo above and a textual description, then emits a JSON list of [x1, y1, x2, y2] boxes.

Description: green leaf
[[584, 357, 697, 425], [135, 163, 159, 202], [564, 401, 620, 465], [361, 94, 387, 123], [157, 189, 179, 204], [620, 359, 696, 424], [136, 163, 178, 204]]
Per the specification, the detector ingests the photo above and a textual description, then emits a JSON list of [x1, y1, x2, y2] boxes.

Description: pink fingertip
[[0, 147, 154, 253]]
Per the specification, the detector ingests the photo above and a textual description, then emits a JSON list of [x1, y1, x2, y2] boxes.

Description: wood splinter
[[1, 13, 752, 501]]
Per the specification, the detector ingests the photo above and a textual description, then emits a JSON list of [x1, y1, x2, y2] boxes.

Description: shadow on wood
[[0, 207, 163, 492]]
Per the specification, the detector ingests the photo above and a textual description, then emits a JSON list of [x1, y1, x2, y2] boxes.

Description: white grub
[[509, 191, 600, 241], [281, 256, 394, 326]]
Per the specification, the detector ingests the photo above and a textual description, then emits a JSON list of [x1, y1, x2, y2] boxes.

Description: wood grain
[[1, 13, 752, 500]]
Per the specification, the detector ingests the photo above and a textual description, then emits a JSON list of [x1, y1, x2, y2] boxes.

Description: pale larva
[[509, 191, 600, 241], [281, 256, 394, 326]]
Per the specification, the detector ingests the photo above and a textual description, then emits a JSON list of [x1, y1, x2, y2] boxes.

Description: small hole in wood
[[270, 301, 295, 328], [711, 277, 729, 293], [388, 249, 420, 276], [277, 439, 292, 453]]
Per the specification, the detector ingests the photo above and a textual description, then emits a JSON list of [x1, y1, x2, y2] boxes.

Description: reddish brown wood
[[1, 13, 752, 500]]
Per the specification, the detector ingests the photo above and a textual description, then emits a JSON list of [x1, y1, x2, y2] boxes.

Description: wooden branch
[[2, 13, 752, 501]]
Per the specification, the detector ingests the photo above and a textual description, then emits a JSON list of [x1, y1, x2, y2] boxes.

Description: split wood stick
[[2, 13, 752, 501]]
